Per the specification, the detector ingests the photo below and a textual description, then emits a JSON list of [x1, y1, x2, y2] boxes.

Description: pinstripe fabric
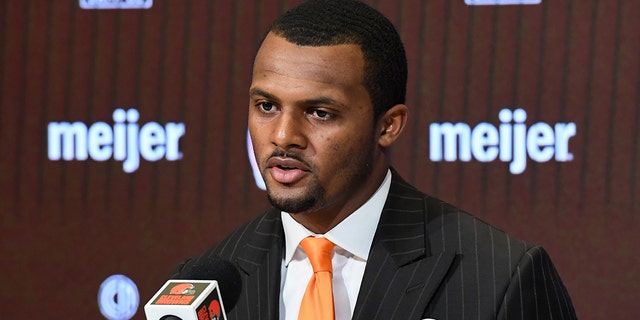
[[174, 169, 576, 319]]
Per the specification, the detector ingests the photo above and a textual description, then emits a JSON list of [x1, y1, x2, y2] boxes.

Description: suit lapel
[[234, 210, 284, 320], [228, 172, 455, 319], [352, 172, 455, 320]]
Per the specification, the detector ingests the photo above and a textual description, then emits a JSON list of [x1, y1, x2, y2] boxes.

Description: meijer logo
[[465, 0, 541, 5], [48, 108, 185, 173], [80, 0, 153, 10], [429, 108, 576, 174], [98, 274, 139, 320]]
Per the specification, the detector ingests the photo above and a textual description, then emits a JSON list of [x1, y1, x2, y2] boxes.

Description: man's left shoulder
[[388, 172, 535, 266], [417, 190, 535, 266]]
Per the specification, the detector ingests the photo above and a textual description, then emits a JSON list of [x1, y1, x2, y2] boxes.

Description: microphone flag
[[144, 280, 226, 320]]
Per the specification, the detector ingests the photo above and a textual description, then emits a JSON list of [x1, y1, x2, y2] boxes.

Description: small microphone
[[144, 255, 242, 320]]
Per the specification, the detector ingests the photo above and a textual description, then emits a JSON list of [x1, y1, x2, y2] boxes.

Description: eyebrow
[[249, 88, 277, 101], [249, 87, 349, 109]]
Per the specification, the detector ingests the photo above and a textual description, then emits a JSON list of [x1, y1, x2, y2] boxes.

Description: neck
[[289, 166, 389, 234]]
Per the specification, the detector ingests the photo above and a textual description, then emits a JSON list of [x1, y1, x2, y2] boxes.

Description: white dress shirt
[[279, 170, 392, 320]]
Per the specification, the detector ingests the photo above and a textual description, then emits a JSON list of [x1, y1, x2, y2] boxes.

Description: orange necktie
[[298, 237, 336, 320]]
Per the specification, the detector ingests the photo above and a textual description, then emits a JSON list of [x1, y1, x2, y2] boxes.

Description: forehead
[[252, 33, 366, 89]]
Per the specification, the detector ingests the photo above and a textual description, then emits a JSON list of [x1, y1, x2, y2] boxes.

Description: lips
[[266, 156, 310, 184]]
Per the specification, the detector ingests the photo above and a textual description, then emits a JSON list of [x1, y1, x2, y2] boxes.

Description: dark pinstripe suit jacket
[[176, 171, 576, 319]]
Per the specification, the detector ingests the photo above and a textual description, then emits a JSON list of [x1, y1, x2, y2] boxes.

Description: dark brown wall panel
[[1, 1, 638, 318]]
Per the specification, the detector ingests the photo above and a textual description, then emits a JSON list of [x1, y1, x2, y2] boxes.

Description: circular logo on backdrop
[[98, 274, 140, 320]]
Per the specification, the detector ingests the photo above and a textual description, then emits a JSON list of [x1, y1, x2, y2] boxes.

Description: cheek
[[249, 117, 268, 143], [318, 134, 365, 163], [248, 130, 269, 161], [316, 133, 344, 154]]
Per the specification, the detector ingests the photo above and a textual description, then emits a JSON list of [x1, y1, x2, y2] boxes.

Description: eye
[[311, 109, 333, 120], [257, 101, 275, 112]]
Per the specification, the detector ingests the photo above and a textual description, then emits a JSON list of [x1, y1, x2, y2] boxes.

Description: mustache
[[266, 150, 310, 166]]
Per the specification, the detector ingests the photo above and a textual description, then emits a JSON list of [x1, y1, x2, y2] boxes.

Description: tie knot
[[300, 237, 335, 273]]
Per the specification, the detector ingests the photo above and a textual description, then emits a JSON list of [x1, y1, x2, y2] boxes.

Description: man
[[174, 0, 576, 319]]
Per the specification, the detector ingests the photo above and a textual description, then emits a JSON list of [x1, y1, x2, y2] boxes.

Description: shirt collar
[[281, 169, 392, 266]]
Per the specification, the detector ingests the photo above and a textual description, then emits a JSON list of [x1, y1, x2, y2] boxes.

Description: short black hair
[[262, 0, 407, 118]]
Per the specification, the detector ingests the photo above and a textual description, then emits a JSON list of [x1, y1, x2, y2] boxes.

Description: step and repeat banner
[[1, 0, 638, 318]]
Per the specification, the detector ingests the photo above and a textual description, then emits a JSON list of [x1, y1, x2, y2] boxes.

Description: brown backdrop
[[1, 0, 638, 318]]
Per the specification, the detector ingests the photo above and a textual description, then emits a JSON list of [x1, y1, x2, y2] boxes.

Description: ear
[[377, 104, 408, 148]]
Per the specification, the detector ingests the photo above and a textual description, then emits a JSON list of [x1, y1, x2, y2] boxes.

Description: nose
[[272, 111, 307, 150]]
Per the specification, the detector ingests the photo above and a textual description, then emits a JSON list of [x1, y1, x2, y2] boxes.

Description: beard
[[266, 178, 326, 213], [263, 142, 375, 215], [262, 149, 325, 213]]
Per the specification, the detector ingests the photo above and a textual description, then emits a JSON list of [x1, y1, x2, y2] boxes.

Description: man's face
[[248, 33, 387, 221]]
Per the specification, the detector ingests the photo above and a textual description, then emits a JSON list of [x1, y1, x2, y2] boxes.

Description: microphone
[[144, 255, 242, 320]]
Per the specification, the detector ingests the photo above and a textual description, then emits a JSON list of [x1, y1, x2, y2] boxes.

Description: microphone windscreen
[[173, 255, 242, 312]]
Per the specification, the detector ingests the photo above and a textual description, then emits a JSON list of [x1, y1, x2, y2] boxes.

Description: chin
[[267, 194, 318, 214], [266, 184, 324, 213]]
